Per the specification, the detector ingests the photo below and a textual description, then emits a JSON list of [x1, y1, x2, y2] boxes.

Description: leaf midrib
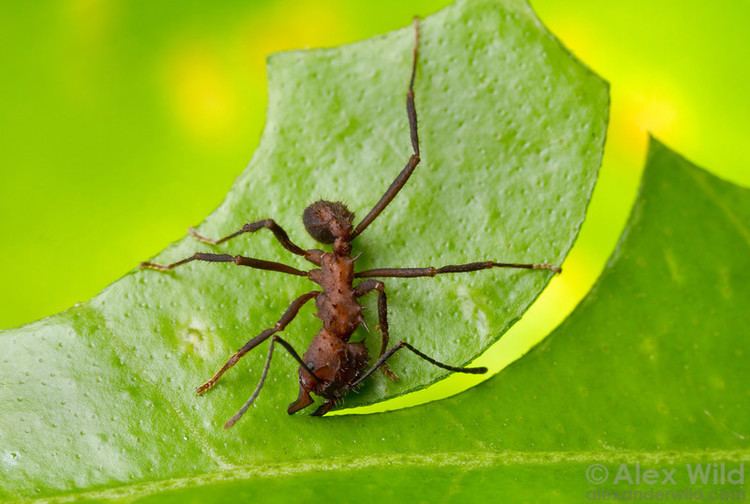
[[30, 449, 750, 504]]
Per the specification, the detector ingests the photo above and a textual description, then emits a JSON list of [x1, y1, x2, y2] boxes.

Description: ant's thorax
[[308, 249, 362, 340]]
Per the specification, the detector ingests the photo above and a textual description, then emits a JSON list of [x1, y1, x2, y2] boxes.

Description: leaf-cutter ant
[[141, 18, 560, 427]]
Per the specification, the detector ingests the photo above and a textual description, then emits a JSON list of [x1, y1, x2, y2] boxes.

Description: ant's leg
[[354, 279, 398, 380], [311, 400, 336, 417], [351, 18, 422, 239], [224, 335, 318, 428], [140, 252, 308, 277], [351, 341, 487, 390], [196, 291, 319, 395], [223, 334, 277, 429], [355, 260, 561, 279], [189, 219, 307, 257]]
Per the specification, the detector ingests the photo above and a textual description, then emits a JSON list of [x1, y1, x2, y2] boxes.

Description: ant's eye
[[306, 362, 315, 370]]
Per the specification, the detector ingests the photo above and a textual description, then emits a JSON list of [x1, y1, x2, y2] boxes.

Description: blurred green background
[[1, 0, 747, 354]]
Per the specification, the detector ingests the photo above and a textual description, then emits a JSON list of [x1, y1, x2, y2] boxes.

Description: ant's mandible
[[141, 18, 560, 428]]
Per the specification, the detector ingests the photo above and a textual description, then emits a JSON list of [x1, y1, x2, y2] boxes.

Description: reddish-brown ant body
[[141, 19, 560, 428]]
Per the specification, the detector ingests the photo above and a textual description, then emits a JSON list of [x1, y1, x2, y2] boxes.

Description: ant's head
[[302, 200, 354, 244]]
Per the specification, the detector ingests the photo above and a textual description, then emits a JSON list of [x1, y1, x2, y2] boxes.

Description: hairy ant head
[[302, 200, 354, 244]]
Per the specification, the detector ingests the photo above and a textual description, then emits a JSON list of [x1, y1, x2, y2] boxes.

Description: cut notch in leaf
[[0, 0, 608, 498], [4, 139, 746, 502]]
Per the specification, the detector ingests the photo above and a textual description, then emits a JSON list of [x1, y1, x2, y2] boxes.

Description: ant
[[141, 18, 560, 428]]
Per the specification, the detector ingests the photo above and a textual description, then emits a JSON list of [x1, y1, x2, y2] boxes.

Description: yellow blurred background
[[1, 0, 748, 408]]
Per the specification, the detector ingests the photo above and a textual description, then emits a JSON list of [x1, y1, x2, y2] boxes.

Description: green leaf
[[0, 0, 609, 499], [5, 134, 747, 500], [13, 139, 747, 503]]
